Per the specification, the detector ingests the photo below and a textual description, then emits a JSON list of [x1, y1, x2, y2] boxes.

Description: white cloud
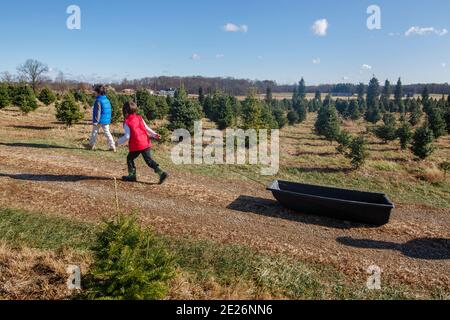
[[342, 76, 350, 81], [361, 64, 372, 70], [312, 58, 321, 64], [216, 54, 225, 59], [442, 63, 447, 68], [190, 53, 201, 60], [312, 19, 328, 36], [257, 56, 264, 60], [223, 23, 248, 33], [405, 26, 448, 37]]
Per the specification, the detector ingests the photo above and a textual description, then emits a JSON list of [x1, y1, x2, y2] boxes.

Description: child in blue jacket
[[86, 85, 116, 151]]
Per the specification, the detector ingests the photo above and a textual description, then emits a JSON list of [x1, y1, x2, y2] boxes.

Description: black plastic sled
[[267, 180, 394, 226]]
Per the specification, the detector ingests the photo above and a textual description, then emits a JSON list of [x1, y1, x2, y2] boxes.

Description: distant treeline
[[109, 77, 450, 96]]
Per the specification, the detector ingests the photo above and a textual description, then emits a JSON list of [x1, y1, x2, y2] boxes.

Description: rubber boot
[[123, 168, 137, 182], [156, 168, 168, 185]]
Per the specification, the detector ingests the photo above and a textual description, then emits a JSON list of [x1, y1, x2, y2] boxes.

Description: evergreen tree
[[365, 77, 382, 123], [55, 93, 83, 126], [86, 213, 174, 300], [315, 104, 341, 142], [394, 78, 404, 113], [367, 77, 380, 107], [107, 91, 123, 123], [411, 123, 435, 160], [13, 85, 38, 114], [347, 136, 369, 169], [241, 90, 266, 130], [374, 113, 397, 143], [365, 99, 382, 124], [428, 107, 446, 138], [357, 83, 365, 101], [0, 83, 10, 109], [169, 85, 202, 133], [396, 121, 413, 150], [293, 98, 307, 123], [381, 79, 391, 109], [287, 110, 299, 125], [272, 108, 288, 129], [314, 90, 322, 103], [216, 95, 236, 130], [38, 87, 56, 106], [297, 78, 306, 100], [409, 99, 423, 126], [348, 99, 361, 120]]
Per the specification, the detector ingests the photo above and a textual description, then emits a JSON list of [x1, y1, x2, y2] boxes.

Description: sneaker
[[158, 172, 168, 185], [83, 143, 94, 150], [122, 175, 137, 182]]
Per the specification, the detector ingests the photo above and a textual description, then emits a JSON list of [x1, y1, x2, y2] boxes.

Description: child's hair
[[123, 101, 138, 119], [94, 84, 107, 95]]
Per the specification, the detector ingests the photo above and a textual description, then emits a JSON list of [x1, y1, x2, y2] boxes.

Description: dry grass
[[0, 243, 90, 300]]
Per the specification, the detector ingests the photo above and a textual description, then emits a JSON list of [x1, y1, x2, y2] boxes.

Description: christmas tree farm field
[[0, 105, 449, 300]]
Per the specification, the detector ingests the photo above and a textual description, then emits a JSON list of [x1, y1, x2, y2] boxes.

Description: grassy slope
[[1, 207, 446, 300]]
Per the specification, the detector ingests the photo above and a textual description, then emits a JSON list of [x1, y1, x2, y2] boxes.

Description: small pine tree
[[272, 108, 288, 129], [411, 123, 435, 160], [293, 99, 307, 123], [86, 213, 174, 300], [0, 83, 11, 109], [336, 130, 352, 154], [347, 136, 369, 169], [427, 107, 446, 139], [38, 87, 56, 106], [107, 91, 122, 123], [169, 86, 202, 133], [55, 93, 83, 126], [315, 104, 341, 142], [13, 85, 38, 114], [216, 95, 236, 130], [348, 99, 361, 120], [396, 121, 413, 150], [287, 110, 299, 125], [409, 100, 423, 126]]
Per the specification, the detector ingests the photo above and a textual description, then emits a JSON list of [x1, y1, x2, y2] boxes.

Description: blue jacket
[[93, 95, 112, 125]]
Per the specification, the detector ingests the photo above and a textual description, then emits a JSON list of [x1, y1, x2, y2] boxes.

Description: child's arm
[[93, 101, 101, 125], [142, 119, 160, 139], [116, 124, 131, 146]]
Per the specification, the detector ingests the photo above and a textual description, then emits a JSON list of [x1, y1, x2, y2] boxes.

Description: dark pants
[[127, 148, 160, 175]]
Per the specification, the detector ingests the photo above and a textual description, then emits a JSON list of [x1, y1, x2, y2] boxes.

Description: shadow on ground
[[10, 125, 56, 131], [336, 236, 450, 260], [227, 195, 373, 230], [0, 173, 158, 185], [0, 142, 79, 150]]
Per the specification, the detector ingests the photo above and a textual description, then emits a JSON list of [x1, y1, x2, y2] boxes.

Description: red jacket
[[125, 114, 151, 152]]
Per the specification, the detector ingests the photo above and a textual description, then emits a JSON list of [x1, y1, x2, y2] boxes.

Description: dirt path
[[0, 141, 449, 291]]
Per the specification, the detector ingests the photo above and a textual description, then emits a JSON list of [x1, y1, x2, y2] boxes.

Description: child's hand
[[155, 134, 161, 140]]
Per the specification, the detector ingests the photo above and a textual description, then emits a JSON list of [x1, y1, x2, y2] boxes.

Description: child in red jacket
[[116, 101, 168, 184]]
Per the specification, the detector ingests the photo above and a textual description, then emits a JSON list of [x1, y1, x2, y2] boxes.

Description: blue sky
[[0, 0, 449, 85]]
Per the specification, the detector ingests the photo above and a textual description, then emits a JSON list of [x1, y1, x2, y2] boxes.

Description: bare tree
[[0, 71, 15, 84], [17, 59, 49, 92]]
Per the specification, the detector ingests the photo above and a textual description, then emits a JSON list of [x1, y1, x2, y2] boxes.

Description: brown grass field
[[0, 103, 449, 300]]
